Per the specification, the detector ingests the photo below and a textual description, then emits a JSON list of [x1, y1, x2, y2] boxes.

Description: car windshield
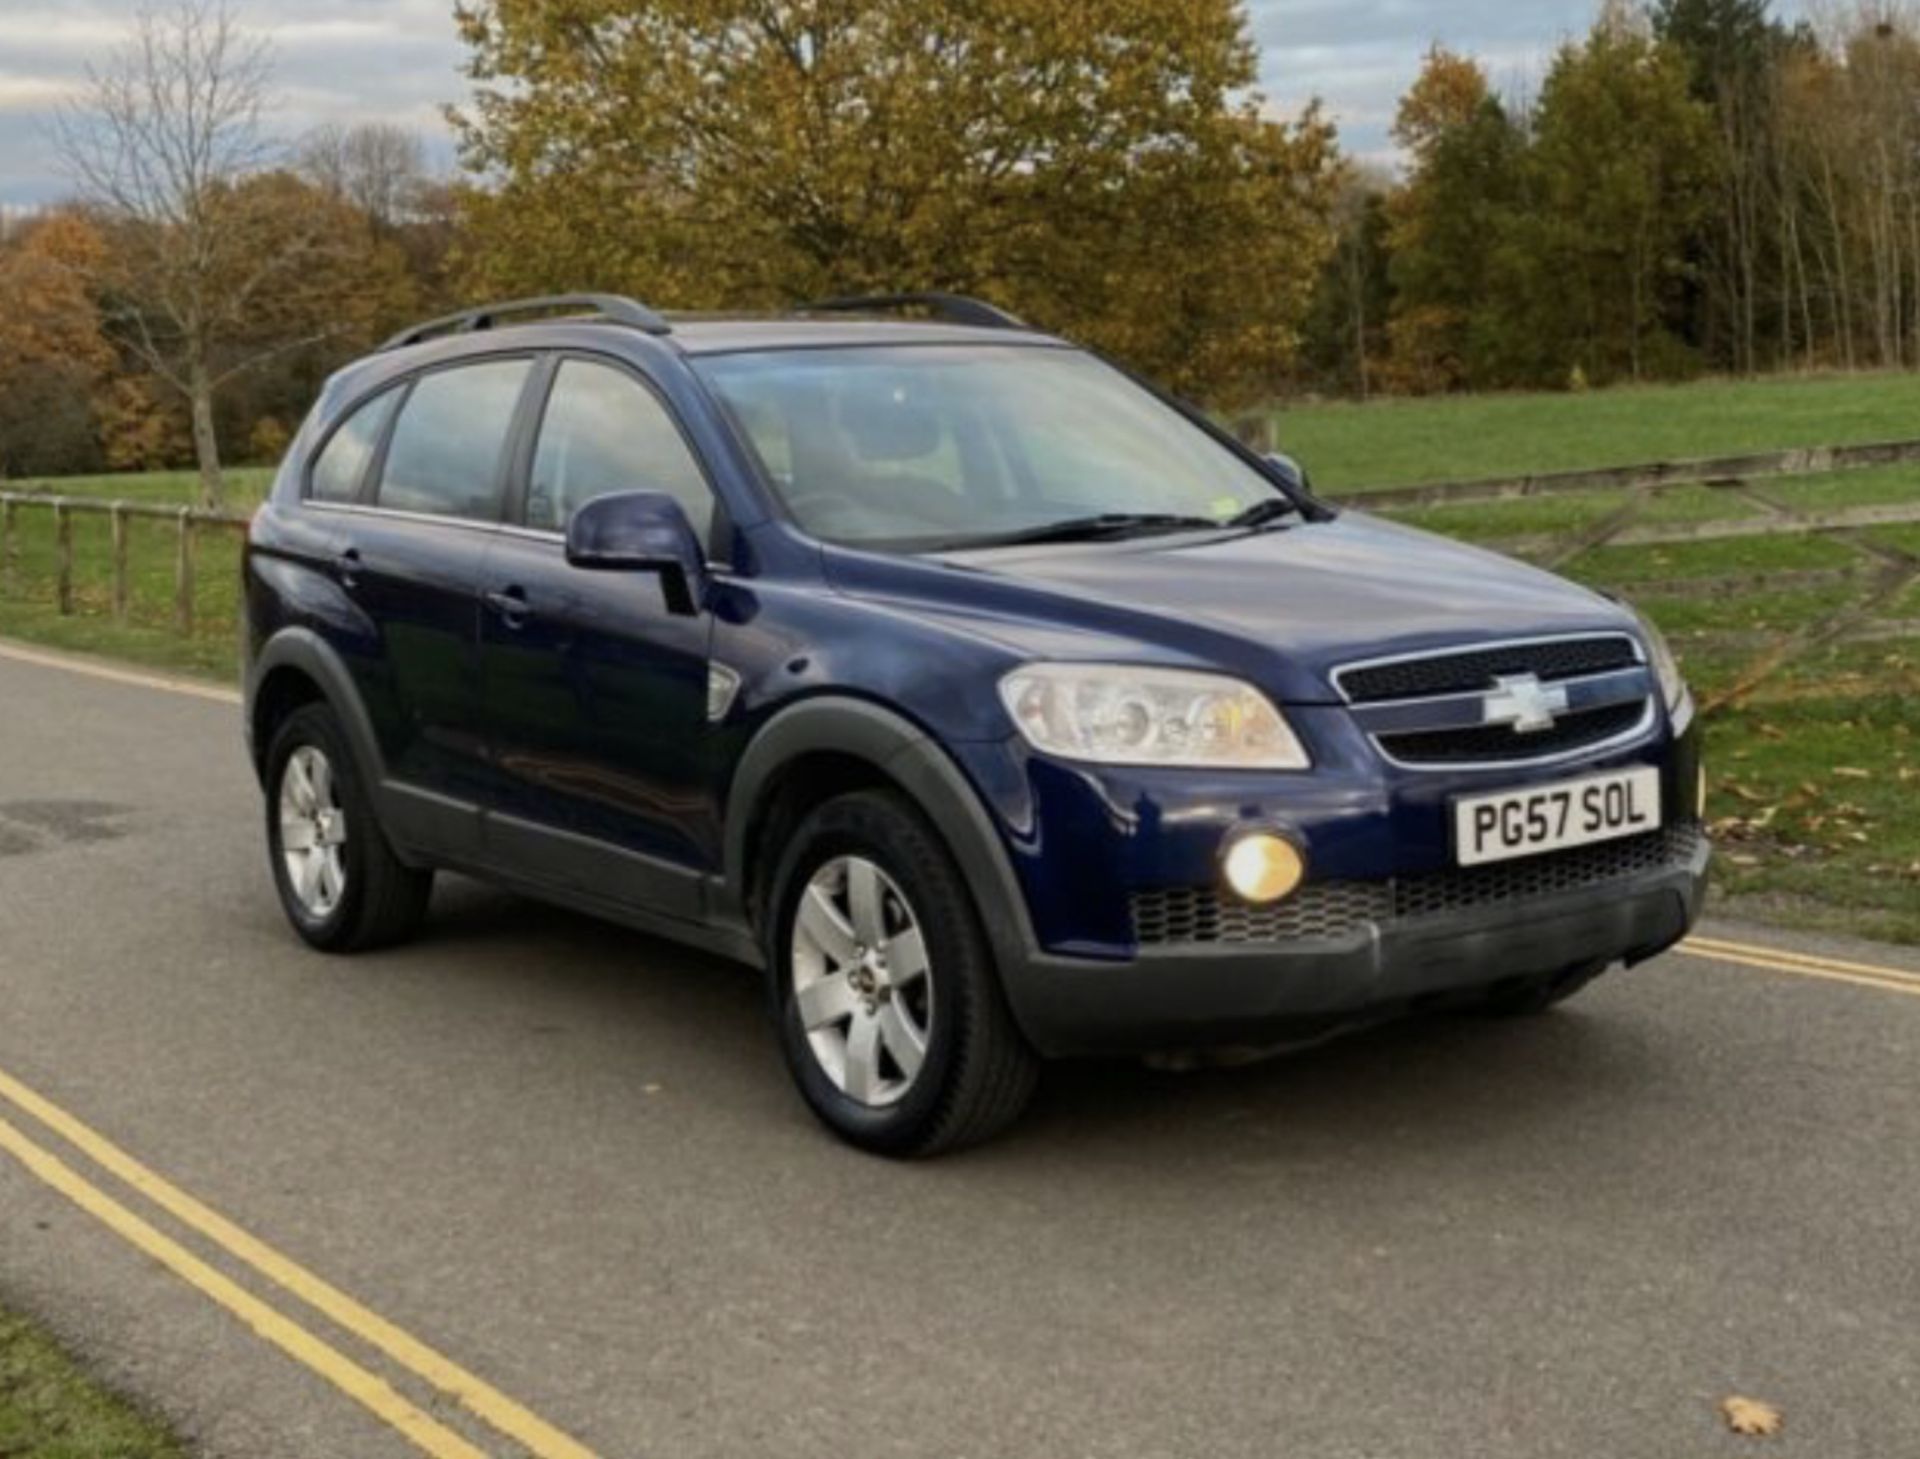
[[693, 344, 1287, 551]]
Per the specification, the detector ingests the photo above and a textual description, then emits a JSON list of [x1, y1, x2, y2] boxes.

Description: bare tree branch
[[50, 0, 280, 507]]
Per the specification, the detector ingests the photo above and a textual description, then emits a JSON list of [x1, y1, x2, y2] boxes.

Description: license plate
[[1453, 767, 1662, 867]]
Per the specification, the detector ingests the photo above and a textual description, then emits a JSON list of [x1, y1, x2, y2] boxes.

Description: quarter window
[[375, 359, 532, 521], [528, 360, 712, 537], [308, 389, 398, 504]]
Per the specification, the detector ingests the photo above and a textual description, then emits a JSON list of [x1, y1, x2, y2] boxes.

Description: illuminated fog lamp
[[1223, 833, 1304, 905], [1697, 762, 1709, 820]]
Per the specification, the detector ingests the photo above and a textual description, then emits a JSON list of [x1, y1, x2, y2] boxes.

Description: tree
[[1653, 0, 1781, 95], [1653, 0, 1796, 371], [0, 213, 115, 477], [53, 0, 349, 506], [450, 0, 1341, 402], [1393, 44, 1494, 162], [1300, 165, 1393, 397], [1522, 8, 1716, 383], [1766, 8, 1920, 372], [298, 122, 429, 231], [1382, 50, 1527, 390]]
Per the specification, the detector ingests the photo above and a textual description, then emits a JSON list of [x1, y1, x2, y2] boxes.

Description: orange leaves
[[0, 212, 114, 378], [448, 0, 1344, 403], [1393, 46, 1491, 161]]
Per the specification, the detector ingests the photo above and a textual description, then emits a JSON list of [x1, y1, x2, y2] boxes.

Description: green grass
[[1569, 532, 1859, 584], [1389, 493, 1625, 541], [0, 597, 240, 679], [0, 497, 244, 680], [1753, 463, 1920, 513], [1389, 482, 1760, 542], [0, 1307, 188, 1459], [1632, 584, 1862, 638], [1866, 523, 1920, 558], [1704, 647, 1920, 943], [1273, 370, 1920, 491], [1317, 439, 1920, 941], [4, 468, 272, 512]]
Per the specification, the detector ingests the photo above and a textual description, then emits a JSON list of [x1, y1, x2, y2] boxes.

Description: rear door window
[[375, 359, 532, 521]]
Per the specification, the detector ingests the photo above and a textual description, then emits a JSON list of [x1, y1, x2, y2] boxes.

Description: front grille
[[1128, 822, 1703, 947], [1130, 882, 1391, 945], [1378, 701, 1648, 765], [1339, 636, 1639, 704], [1393, 821, 1703, 920]]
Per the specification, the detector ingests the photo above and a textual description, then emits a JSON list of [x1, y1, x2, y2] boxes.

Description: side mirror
[[1264, 452, 1311, 494], [565, 490, 707, 616]]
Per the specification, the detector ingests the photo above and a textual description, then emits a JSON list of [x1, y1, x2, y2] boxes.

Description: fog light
[[1696, 763, 1708, 820], [1223, 833, 1304, 904]]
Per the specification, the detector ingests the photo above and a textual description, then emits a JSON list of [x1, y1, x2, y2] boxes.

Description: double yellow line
[[1679, 934, 1920, 1000], [0, 1065, 599, 1459]]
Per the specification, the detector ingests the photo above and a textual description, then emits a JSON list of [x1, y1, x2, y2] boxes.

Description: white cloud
[[0, 74, 81, 111], [0, 0, 466, 203]]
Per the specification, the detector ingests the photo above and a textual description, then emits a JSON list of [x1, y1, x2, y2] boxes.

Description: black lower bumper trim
[[1003, 839, 1710, 1057]]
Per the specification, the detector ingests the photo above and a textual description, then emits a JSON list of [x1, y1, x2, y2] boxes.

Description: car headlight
[[998, 664, 1310, 769], [1634, 609, 1688, 712]]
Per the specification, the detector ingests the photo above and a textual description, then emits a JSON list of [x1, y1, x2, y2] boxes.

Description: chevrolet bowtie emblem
[[1483, 673, 1569, 734]]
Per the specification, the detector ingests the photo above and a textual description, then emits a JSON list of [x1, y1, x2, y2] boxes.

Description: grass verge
[[0, 1305, 187, 1459], [1, 484, 247, 682], [1274, 370, 1920, 492], [1428, 492, 1920, 943]]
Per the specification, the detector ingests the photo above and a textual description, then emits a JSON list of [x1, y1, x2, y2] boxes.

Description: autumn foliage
[[449, 0, 1342, 403], [1305, 0, 1920, 396], [13, 0, 1920, 490]]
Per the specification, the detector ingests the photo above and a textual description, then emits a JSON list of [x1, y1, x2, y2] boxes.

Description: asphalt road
[[0, 642, 1916, 1459]]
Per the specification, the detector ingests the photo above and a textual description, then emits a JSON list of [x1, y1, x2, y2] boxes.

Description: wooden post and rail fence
[[2, 433, 1920, 644], [0, 492, 246, 637]]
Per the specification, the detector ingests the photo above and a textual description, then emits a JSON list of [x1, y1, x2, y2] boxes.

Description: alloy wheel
[[790, 855, 934, 1107], [278, 745, 348, 919]]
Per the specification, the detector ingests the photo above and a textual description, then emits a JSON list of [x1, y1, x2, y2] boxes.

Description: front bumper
[[999, 825, 1709, 1057]]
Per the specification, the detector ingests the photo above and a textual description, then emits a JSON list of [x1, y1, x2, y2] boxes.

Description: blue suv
[[244, 292, 1709, 1155]]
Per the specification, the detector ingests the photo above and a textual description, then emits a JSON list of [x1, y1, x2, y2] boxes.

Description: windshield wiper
[[960, 512, 1223, 549], [1223, 497, 1301, 531]]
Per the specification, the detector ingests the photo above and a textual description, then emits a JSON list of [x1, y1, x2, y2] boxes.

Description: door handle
[[334, 546, 361, 588], [485, 586, 532, 628]]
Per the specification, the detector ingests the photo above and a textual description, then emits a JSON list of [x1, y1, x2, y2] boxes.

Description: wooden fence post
[[1, 499, 15, 595], [54, 502, 73, 615], [110, 503, 130, 622], [174, 508, 195, 635]]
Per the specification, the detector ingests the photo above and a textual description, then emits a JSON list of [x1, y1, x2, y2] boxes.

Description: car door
[[332, 356, 537, 850], [476, 354, 720, 920]]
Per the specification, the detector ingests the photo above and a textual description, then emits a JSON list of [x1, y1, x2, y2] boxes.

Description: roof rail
[[378, 293, 672, 352], [801, 292, 1027, 330]]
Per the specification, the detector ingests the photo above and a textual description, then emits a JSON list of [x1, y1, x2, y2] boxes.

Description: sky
[[0, 0, 1813, 209]]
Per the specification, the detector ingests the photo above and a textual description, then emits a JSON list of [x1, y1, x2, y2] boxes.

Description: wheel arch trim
[[246, 628, 387, 793], [719, 698, 1040, 977]]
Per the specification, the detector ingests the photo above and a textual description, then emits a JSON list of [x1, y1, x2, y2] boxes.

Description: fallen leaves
[[1720, 1395, 1783, 1437], [1710, 760, 1891, 862]]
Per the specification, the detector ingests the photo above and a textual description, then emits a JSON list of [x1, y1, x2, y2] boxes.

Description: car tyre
[[265, 703, 432, 953], [768, 790, 1040, 1157]]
